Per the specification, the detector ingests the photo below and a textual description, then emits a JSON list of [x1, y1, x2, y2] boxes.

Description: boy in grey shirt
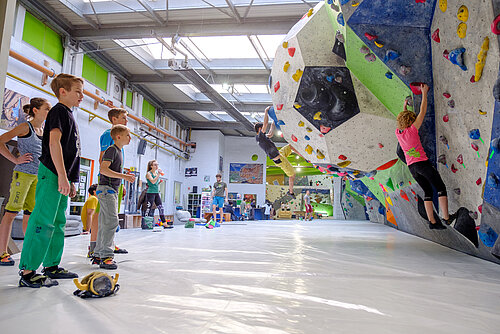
[[211, 173, 228, 223]]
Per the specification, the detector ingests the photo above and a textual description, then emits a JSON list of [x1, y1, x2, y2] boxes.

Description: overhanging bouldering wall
[[269, 0, 500, 264]]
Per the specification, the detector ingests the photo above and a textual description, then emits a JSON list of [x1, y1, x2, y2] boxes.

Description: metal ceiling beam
[[136, 0, 165, 25], [225, 0, 242, 23], [129, 73, 269, 85], [169, 67, 256, 132], [187, 121, 250, 131], [247, 35, 270, 73], [59, 0, 99, 29], [164, 102, 266, 113], [71, 18, 298, 40], [242, 0, 255, 21]]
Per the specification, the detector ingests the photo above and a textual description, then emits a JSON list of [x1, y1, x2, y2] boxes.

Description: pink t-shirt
[[395, 124, 428, 165]]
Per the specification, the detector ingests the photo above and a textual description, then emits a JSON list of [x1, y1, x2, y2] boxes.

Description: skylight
[[196, 111, 235, 122]]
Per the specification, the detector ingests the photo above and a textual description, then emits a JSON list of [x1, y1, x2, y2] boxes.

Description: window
[[22, 12, 64, 63], [125, 89, 133, 108], [82, 55, 109, 91], [142, 99, 155, 122]]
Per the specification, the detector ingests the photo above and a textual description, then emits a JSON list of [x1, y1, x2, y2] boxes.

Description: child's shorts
[[4, 171, 38, 214]]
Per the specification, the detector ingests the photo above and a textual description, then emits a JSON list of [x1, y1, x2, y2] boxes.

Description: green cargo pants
[[19, 164, 68, 271]]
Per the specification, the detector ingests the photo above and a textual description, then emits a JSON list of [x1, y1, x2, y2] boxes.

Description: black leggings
[[145, 193, 165, 223], [408, 160, 447, 201]]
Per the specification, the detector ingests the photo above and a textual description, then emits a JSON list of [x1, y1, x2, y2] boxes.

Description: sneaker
[[99, 257, 117, 270], [19, 272, 58, 288], [42, 266, 78, 279], [429, 221, 446, 230], [163, 223, 174, 229], [442, 212, 458, 225], [113, 246, 128, 254], [0, 252, 14, 266]]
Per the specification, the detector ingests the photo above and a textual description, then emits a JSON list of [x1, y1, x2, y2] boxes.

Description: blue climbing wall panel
[[484, 70, 500, 210]]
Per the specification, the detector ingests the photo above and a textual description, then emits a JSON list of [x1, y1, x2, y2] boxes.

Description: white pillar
[[0, 0, 16, 108], [332, 177, 345, 220]]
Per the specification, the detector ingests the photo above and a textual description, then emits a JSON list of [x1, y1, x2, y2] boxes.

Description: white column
[[332, 177, 345, 220], [0, 0, 16, 108]]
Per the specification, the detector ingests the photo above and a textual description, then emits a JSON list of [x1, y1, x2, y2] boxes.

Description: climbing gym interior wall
[[270, 0, 500, 264]]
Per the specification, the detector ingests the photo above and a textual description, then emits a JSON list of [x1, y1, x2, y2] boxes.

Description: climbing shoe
[[0, 252, 14, 266], [429, 221, 446, 230], [287, 191, 296, 199], [99, 257, 118, 270], [42, 266, 78, 279], [91, 256, 101, 265], [19, 271, 58, 288], [442, 212, 458, 226], [113, 246, 128, 254]]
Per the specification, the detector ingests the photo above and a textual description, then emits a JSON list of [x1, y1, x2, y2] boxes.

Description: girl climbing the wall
[[0, 98, 50, 266], [395, 84, 456, 229]]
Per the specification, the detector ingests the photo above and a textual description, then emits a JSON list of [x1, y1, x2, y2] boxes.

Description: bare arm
[[266, 121, 275, 138], [413, 84, 429, 130], [101, 161, 135, 183], [99, 151, 105, 164], [49, 129, 71, 196], [0, 123, 31, 164], [262, 106, 271, 133], [146, 171, 160, 184], [85, 208, 95, 231]]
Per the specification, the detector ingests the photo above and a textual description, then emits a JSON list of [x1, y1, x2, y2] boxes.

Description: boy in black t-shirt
[[93, 125, 135, 270], [19, 74, 84, 288]]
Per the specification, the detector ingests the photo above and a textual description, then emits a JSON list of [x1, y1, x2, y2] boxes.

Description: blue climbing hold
[[268, 75, 273, 89], [487, 173, 499, 188], [337, 13, 345, 26], [478, 224, 498, 247], [305, 135, 310, 140], [276, 120, 285, 126], [340, 0, 350, 5], [385, 71, 393, 79], [469, 129, 480, 140], [449, 47, 467, 71], [349, 202, 353, 208], [267, 107, 281, 130], [378, 205, 385, 215], [327, 0, 333, 3], [326, 75, 334, 82], [383, 50, 400, 63]]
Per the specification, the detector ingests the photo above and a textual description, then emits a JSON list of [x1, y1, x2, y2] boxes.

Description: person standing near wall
[[81, 184, 98, 233], [0, 98, 50, 266], [145, 160, 170, 228], [304, 190, 313, 221], [211, 173, 228, 224], [263, 200, 272, 220]]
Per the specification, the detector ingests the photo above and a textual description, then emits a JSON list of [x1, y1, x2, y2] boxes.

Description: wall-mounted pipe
[[8, 49, 194, 149]]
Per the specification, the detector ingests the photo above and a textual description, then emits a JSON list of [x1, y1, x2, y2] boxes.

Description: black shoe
[[99, 257, 118, 270], [429, 221, 446, 230], [442, 212, 458, 225], [287, 191, 296, 199], [113, 246, 128, 254], [19, 272, 58, 288], [91, 256, 101, 265], [42, 266, 78, 279]]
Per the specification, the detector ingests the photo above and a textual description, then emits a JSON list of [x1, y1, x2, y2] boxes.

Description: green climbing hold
[[386, 178, 395, 191], [252, 154, 258, 161]]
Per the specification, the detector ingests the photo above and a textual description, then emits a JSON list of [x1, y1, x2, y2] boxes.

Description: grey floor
[[1, 220, 500, 334]]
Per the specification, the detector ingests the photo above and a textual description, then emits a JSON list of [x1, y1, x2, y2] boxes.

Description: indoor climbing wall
[[271, 0, 500, 263]]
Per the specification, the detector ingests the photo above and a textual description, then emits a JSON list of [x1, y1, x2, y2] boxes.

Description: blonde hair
[[397, 110, 417, 130], [50, 73, 84, 98], [22, 98, 48, 119], [110, 124, 129, 140], [108, 108, 128, 122]]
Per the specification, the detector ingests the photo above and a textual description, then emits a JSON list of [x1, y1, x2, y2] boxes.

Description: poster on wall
[[2, 89, 29, 130], [229, 163, 263, 184], [185, 167, 197, 177]]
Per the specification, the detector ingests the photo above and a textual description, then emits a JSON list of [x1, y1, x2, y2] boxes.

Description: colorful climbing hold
[[476, 178, 482, 186], [283, 61, 290, 72], [313, 112, 322, 120], [320, 125, 331, 134], [292, 69, 303, 82], [274, 81, 280, 92], [443, 114, 449, 122], [447, 100, 455, 108], [365, 53, 376, 62], [364, 33, 378, 41], [291, 135, 297, 142], [351, 1, 360, 7], [439, 0, 447, 12], [305, 145, 313, 154], [438, 154, 448, 167], [288, 47, 296, 57], [492, 14, 500, 34], [432, 29, 440, 43], [337, 13, 344, 26], [360, 45, 370, 54], [316, 149, 325, 159], [374, 41, 384, 48], [304, 135, 310, 141], [479, 110, 487, 115], [338, 155, 347, 161], [457, 5, 468, 22], [451, 164, 458, 173], [298, 121, 304, 127], [376, 159, 398, 171], [338, 160, 351, 168], [410, 82, 425, 95], [443, 49, 449, 60], [276, 104, 283, 110], [448, 48, 467, 71], [306, 127, 312, 133], [307, 8, 313, 17], [453, 188, 461, 195], [386, 178, 395, 192], [469, 129, 484, 143], [282, 41, 288, 49], [439, 135, 449, 149], [457, 154, 465, 168], [385, 72, 393, 79], [457, 22, 467, 39], [400, 190, 410, 202], [399, 65, 411, 76], [474, 37, 489, 82], [378, 143, 384, 148], [383, 50, 400, 63], [293, 103, 301, 109], [443, 92, 451, 98]]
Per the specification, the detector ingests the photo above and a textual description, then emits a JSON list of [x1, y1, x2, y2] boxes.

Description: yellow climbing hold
[[282, 41, 288, 49], [338, 160, 351, 168], [306, 127, 313, 132], [351, 1, 360, 7], [305, 145, 313, 155], [457, 22, 467, 39], [474, 37, 489, 82], [298, 121, 304, 127], [313, 112, 322, 120], [386, 196, 393, 206], [479, 110, 487, 115], [292, 69, 304, 82], [439, 0, 447, 12], [294, 103, 302, 109], [316, 149, 325, 159], [457, 5, 468, 22], [307, 8, 313, 17], [283, 61, 290, 72], [374, 40, 384, 48]]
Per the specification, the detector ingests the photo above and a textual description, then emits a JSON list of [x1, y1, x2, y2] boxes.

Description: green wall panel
[[142, 99, 155, 122], [22, 12, 63, 63], [126, 90, 133, 108], [82, 55, 108, 91]]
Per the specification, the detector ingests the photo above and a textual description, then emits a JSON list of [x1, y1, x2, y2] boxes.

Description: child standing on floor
[[395, 83, 456, 229], [93, 125, 135, 270], [0, 98, 50, 266], [145, 160, 169, 228], [81, 184, 98, 233], [19, 74, 83, 288], [88, 108, 129, 257]]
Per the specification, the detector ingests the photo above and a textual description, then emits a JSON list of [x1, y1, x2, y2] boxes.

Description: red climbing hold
[[471, 143, 479, 151], [443, 114, 449, 122], [411, 189, 416, 196], [415, 0, 426, 3], [276, 104, 283, 110], [492, 14, 500, 35], [443, 49, 449, 59], [274, 81, 280, 93], [288, 47, 296, 57], [320, 125, 331, 134], [319, 134, 324, 137], [378, 143, 384, 148], [457, 154, 464, 165], [443, 92, 451, 98], [476, 178, 482, 185], [470, 75, 476, 83], [410, 82, 425, 95], [432, 29, 440, 43], [338, 155, 347, 161], [451, 164, 458, 173], [478, 204, 483, 214], [376, 158, 398, 171], [400, 190, 410, 202], [364, 33, 378, 41], [291, 135, 297, 142]]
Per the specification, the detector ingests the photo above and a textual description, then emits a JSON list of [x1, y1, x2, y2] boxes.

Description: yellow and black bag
[[73, 272, 119, 298]]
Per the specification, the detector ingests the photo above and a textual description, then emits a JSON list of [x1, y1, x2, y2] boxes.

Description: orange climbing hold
[[386, 200, 397, 226], [439, 0, 447, 12], [376, 159, 398, 171]]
